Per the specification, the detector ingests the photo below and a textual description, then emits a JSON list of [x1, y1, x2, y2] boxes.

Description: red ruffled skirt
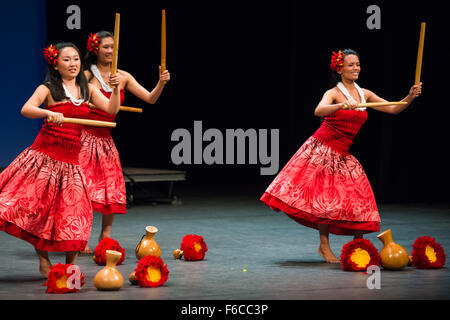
[[261, 136, 380, 235], [0, 148, 92, 251], [79, 129, 126, 215]]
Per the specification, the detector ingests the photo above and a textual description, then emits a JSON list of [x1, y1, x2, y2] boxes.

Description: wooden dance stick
[[161, 9, 167, 85], [359, 102, 407, 108], [47, 116, 117, 128], [119, 106, 143, 113], [343, 102, 407, 109], [89, 104, 143, 113], [415, 22, 426, 85], [111, 13, 121, 88]]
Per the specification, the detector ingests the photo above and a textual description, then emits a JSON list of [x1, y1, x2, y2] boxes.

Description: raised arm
[[89, 73, 122, 115], [364, 83, 422, 114], [122, 67, 170, 105], [21, 85, 64, 124]]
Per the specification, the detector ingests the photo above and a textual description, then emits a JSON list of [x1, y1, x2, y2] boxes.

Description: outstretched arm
[[365, 83, 422, 114], [122, 67, 170, 105]]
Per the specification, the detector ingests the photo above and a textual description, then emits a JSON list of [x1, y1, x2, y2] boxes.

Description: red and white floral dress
[[261, 83, 380, 235], [78, 85, 127, 215], [0, 102, 93, 251]]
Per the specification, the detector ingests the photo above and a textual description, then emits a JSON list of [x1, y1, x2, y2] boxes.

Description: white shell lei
[[337, 82, 366, 111], [62, 83, 84, 106], [90, 64, 112, 93]]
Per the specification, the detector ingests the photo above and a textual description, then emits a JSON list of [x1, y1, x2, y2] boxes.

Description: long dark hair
[[84, 30, 114, 81], [43, 42, 89, 102], [328, 48, 360, 88]]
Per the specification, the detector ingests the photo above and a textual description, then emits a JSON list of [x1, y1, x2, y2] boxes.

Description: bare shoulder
[[36, 84, 50, 93], [35, 84, 51, 98], [117, 68, 132, 78], [88, 83, 98, 92], [362, 88, 374, 99], [84, 69, 92, 77], [29, 84, 51, 105], [324, 87, 339, 98]]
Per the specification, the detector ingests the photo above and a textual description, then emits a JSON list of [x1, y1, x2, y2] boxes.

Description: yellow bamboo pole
[[358, 102, 407, 108], [119, 106, 143, 113], [161, 9, 167, 85], [415, 22, 426, 85], [111, 13, 120, 88], [89, 104, 143, 113], [47, 117, 117, 128]]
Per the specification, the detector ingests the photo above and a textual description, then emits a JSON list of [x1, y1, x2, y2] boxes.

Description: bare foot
[[39, 264, 51, 278], [318, 245, 340, 264], [38, 258, 52, 278], [80, 244, 93, 255], [35, 249, 52, 278], [98, 232, 111, 243]]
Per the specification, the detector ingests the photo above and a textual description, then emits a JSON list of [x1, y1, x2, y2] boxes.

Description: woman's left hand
[[409, 82, 422, 98]]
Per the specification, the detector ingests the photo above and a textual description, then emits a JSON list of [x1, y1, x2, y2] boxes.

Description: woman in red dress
[[0, 42, 122, 277], [79, 31, 170, 253], [261, 49, 422, 263]]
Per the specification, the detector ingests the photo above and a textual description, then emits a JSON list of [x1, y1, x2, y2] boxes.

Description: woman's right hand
[[47, 111, 64, 125], [340, 99, 360, 110]]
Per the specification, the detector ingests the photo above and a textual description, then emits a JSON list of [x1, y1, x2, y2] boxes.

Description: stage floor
[[0, 188, 449, 300]]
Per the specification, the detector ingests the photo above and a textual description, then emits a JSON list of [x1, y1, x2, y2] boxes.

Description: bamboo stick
[[358, 102, 407, 108], [415, 22, 426, 85], [47, 117, 116, 128], [119, 106, 143, 113], [161, 9, 167, 85], [111, 13, 120, 88]]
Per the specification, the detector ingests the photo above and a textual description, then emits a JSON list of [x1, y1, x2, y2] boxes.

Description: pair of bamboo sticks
[[49, 11, 167, 128]]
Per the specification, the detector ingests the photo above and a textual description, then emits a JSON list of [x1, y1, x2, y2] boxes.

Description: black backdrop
[[46, 0, 448, 203]]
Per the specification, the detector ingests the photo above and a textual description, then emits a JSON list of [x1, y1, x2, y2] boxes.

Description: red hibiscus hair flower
[[42, 263, 85, 294], [134, 255, 169, 288], [340, 238, 381, 271], [330, 50, 344, 72], [87, 33, 101, 54], [93, 237, 125, 265], [411, 236, 446, 269], [44, 44, 58, 66]]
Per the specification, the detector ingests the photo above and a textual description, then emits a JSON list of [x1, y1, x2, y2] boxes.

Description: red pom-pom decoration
[[93, 237, 125, 266], [43, 44, 58, 66], [340, 239, 381, 272], [42, 263, 85, 294], [330, 50, 344, 72], [180, 234, 208, 261], [87, 33, 101, 54], [134, 255, 169, 288], [411, 236, 446, 269]]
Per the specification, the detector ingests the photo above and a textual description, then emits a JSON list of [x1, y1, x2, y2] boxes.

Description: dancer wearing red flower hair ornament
[[79, 30, 171, 254], [0, 42, 122, 277], [261, 48, 422, 263]]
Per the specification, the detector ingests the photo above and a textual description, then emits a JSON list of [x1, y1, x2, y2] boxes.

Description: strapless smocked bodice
[[31, 102, 90, 164], [312, 109, 368, 155]]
